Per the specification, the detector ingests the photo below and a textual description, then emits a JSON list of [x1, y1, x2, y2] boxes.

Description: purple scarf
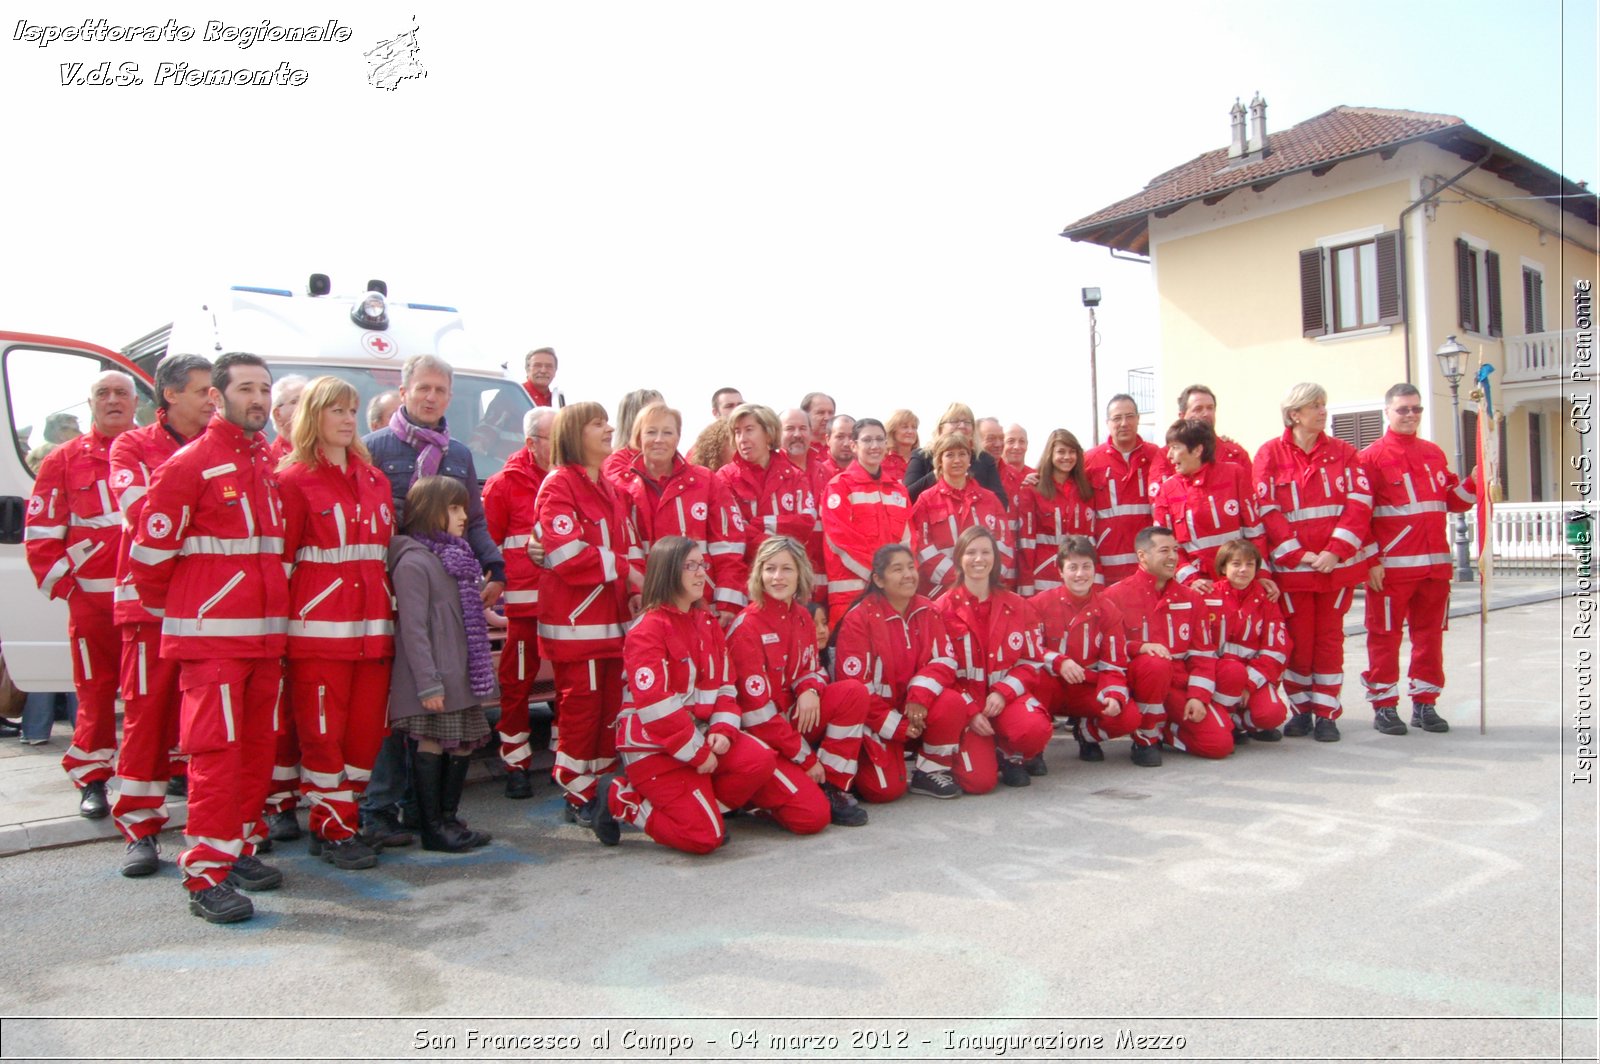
[[414, 532, 496, 698], [389, 408, 451, 483]]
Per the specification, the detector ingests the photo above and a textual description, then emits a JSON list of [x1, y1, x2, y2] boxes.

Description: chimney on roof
[[1247, 92, 1269, 155], [1228, 97, 1248, 158]]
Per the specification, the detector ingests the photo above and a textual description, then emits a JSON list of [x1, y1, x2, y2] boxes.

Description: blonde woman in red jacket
[[910, 432, 1013, 597], [278, 377, 396, 871]]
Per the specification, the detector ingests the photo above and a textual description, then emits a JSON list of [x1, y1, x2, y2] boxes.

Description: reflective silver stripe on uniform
[[1312, 672, 1343, 685], [70, 512, 122, 529], [1284, 505, 1343, 522], [288, 619, 395, 639], [826, 538, 874, 580], [1098, 550, 1138, 567], [1373, 500, 1447, 518], [75, 577, 116, 594], [162, 616, 289, 637], [706, 540, 743, 556], [1383, 553, 1454, 569], [1270, 537, 1302, 561], [128, 543, 178, 566], [180, 535, 285, 556], [503, 589, 538, 604], [39, 557, 71, 596], [1221, 642, 1253, 658], [1188, 528, 1241, 551], [1188, 675, 1216, 694], [713, 586, 747, 607], [741, 704, 780, 728], [877, 709, 904, 739], [537, 622, 625, 641], [929, 555, 954, 586], [1095, 504, 1151, 519], [907, 675, 942, 697], [1347, 493, 1372, 507], [295, 544, 388, 564], [545, 540, 585, 567], [113, 583, 143, 603], [1330, 527, 1364, 550], [829, 578, 866, 594], [25, 525, 67, 541], [1246, 665, 1269, 689], [502, 535, 532, 549]]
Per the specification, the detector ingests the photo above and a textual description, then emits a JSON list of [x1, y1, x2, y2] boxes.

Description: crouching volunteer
[[1102, 526, 1231, 767], [727, 536, 868, 827], [129, 353, 289, 925], [1212, 539, 1290, 743], [831, 544, 967, 801], [590, 537, 828, 852], [277, 376, 396, 870], [1029, 536, 1135, 762], [934, 526, 1053, 792]]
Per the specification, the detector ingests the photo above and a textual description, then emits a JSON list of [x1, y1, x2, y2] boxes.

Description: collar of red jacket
[[203, 413, 265, 451]]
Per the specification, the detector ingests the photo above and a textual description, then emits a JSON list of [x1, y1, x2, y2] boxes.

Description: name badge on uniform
[[201, 463, 238, 480]]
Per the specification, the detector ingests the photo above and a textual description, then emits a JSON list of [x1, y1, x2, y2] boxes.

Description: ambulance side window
[[2, 346, 152, 476]]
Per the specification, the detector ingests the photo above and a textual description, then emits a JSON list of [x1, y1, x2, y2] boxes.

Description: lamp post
[[1434, 335, 1474, 582], [1083, 287, 1102, 442]]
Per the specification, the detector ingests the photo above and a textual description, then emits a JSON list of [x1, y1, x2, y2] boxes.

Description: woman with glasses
[[902, 402, 1008, 507], [909, 432, 1013, 597]]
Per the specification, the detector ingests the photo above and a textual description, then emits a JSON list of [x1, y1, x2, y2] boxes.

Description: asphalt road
[[1, 598, 1594, 1063]]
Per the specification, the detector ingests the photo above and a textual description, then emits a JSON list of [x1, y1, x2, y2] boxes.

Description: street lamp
[[1083, 287, 1102, 442], [1434, 335, 1474, 582]]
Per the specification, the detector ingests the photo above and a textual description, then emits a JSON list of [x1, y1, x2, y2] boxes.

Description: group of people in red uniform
[[23, 353, 1477, 900]]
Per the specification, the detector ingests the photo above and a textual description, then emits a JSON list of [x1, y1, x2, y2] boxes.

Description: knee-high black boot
[[411, 751, 473, 853], [441, 755, 491, 848]]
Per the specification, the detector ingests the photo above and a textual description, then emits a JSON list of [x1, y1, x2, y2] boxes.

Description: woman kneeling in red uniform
[[1212, 539, 1290, 743], [727, 536, 869, 826], [591, 537, 829, 852], [936, 526, 1053, 793]]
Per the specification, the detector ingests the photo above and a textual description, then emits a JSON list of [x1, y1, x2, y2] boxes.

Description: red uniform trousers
[[747, 680, 868, 792], [496, 618, 543, 770], [176, 657, 284, 891], [1361, 578, 1450, 710], [112, 622, 183, 842], [1214, 660, 1290, 732], [552, 657, 622, 809], [952, 696, 1053, 795], [1281, 588, 1355, 720], [62, 597, 120, 789], [1127, 655, 1233, 759], [266, 693, 301, 817], [1033, 674, 1139, 742], [288, 658, 391, 842], [855, 689, 968, 803]]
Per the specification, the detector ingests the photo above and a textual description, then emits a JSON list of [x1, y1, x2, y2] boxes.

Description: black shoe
[[1283, 712, 1314, 738], [1232, 728, 1252, 745], [188, 881, 254, 924], [824, 784, 868, 827], [440, 755, 491, 847], [165, 776, 188, 799], [504, 767, 534, 800], [320, 836, 379, 870], [1313, 716, 1341, 743], [361, 809, 415, 850], [1412, 703, 1450, 733], [121, 836, 160, 878], [1131, 744, 1163, 768], [563, 798, 598, 827], [1077, 740, 1105, 762], [412, 751, 475, 853], [908, 769, 960, 799], [266, 810, 302, 842], [591, 775, 622, 845], [1023, 754, 1048, 777], [225, 854, 283, 892], [1373, 708, 1409, 735], [1249, 728, 1283, 742], [78, 780, 109, 819], [998, 758, 1031, 788], [0, 719, 20, 738]]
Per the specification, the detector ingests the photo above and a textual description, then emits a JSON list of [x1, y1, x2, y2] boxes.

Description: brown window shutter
[[1524, 268, 1545, 333], [1330, 412, 1356, 446], [1300, 247, 1328, 337], [1455, 238, 1476, 332], [1358, 409, 1385, 449], [1374, 229, 1403, 325], [1485, 250, 1503, 337]]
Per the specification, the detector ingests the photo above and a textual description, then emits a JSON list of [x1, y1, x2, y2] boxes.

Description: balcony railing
[[1474, 500, 1595, 568], [1502, 330, 1575, 385]]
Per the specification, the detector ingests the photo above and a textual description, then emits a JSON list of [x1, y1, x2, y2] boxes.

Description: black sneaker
[[1313, 717, 1341, 743], [1411, 703, 1450, 733], [908, 769, 960, 799], [266, 810, 302, 842], [1249, 728, 1283, 742], [121, 836, 160, 878], [1373, 708, 1409, 735], [78, 780, 109, 819], [1131, 744, 1163, 768], [1023, 754, 1048, 777], [504, 767, 534, 800], [564, 798, 597, 828], [998, 758, 1031, 788], [824, 784, 869, 827], [1077, 740, 1104, 762], [1283, 712, 1314, 738], [188, 881, 254, 924], [320, 836, 379, 870], [361, 809, 414, 850], [225, 854, 283, 892], [165, 776, 188, 799], [591, 775, 622, 845], [1232, 728, 1252, 745]]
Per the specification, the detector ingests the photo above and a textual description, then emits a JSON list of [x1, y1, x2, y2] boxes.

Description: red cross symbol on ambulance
[[362, 333, 397, 359]]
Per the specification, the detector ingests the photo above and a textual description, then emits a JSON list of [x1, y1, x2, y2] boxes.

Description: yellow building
[[1062, 99, 1596, 510]]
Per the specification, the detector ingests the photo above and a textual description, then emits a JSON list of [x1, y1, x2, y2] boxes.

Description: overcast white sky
[[3, 0, 1594, 454]]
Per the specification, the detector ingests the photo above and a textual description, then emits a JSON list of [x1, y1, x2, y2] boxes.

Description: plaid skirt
[[393, 704, 492, 751]]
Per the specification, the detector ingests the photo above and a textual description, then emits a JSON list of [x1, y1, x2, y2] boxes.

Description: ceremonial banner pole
[[1473, 359, 1498, 736]]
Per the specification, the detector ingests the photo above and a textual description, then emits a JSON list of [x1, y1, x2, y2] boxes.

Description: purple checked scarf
[[389, 407, 451, 484], [413, 531, 497, 698]]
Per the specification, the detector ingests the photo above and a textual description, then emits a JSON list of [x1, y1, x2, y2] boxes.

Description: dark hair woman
[[1211, 538, 1290, 743], [1151, 418, 1264, 596], [1016, 428, 1095, 596]]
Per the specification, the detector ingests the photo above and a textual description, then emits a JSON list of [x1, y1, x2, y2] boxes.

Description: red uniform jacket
[[1101, 568, 1218, 703], [910, 477, 1014, 596], [821, 463, 911, 604], [832, 594, 959, 740], [109, 413, 193, 624], [617, 603, 741, 769], [1358, 430, 1476, 583], [278, 455, 396, 661], [25, 425, 123, 607], [533, 465, 635, 661], [481, 448, 548, 619], [1016, 481, 1096, 595], [935, 585, 1043, 705], [1151, 461, 1263, 585], [1253, 430, 1373, 591], [128, 415, 290, 660], [726, 598, 826, 769], [624, 453, 748, 619], [1084, 438, 1164, 580], [715, 451, 824, 596], [1029, 586, 1130, 707], [881, 451, 909, 486], [601, 447, 639, 491], [998, 462, 1033, 513], [1215, 578, 1288, 693]]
